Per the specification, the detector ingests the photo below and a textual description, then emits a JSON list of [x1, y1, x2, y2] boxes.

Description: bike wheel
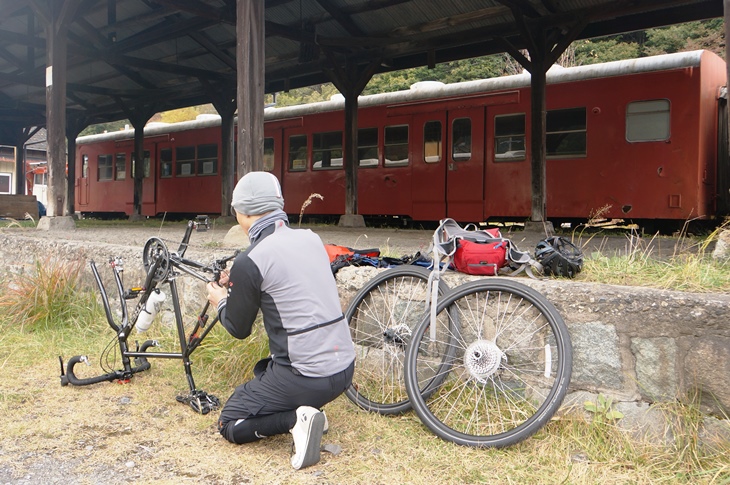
[[344, 265, 449, 414], [404, 279, 572, 447]]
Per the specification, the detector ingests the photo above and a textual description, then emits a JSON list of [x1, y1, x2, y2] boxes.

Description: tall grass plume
[[0, 257, 99, 331], [298, 193, 324, 227]]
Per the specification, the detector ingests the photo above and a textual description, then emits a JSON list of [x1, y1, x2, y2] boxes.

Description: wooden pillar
[[129, 110, 155, 218], [15, 137, 26, 196], [204, 80, 236, 217], [236, 0, 265, 177], [324, 57, 379, 227], [499, 13, 585, 227], [65, 116, 88, 215], [219, 110, 236, 216], [33, 0, 81, 218], [725, 0, 730, 164], [530, 56, 547, 223]]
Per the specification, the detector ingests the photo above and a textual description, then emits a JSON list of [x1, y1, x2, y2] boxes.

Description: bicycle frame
[[59, 219, 237, 414]]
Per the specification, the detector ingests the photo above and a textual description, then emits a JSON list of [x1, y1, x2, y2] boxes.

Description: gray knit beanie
[[231, 171, 284, 215]]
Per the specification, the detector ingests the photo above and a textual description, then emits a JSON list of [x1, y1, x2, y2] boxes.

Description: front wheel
[[404, 279, 572, 447]]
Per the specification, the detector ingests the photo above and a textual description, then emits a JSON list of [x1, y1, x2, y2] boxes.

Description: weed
[[0, 217, 35, 229], [298, 193, 324, 227], [584, 394, 625, 423], [0, 257, 99, 331], [581, 225, 730, 292]]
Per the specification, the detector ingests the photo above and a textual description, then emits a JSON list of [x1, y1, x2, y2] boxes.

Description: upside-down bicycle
[[344, 219, 573, 447], [59, 218, 238, 415]]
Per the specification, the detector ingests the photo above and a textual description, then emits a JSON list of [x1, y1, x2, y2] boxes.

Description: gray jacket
[[217, 220, 355, 378]]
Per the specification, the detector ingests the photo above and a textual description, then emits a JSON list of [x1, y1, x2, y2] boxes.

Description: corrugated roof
[[0, 0, 722, 129]]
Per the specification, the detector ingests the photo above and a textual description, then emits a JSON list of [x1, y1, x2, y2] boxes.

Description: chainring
[[142, 237, 171, 284]]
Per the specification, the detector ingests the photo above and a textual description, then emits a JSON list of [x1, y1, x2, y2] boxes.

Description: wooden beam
[[236, 0, 265, 176], [495, 0, 541, 18], [152, 0, 232, 24], [188, 31, 237, 70], [315, 0, 366, 37]]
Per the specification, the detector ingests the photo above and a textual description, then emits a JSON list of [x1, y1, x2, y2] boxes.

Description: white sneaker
[[290, 406, 325, 470]]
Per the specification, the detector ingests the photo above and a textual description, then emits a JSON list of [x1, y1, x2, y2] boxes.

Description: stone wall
[[335, 266, 730, 418]]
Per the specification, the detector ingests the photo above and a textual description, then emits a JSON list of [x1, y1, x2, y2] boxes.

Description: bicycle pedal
[[176, 392, 220, 415]]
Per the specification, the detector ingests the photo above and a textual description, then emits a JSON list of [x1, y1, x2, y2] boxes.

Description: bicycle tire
[[404, 279, 572, 447], [344, 265, 450, 414]]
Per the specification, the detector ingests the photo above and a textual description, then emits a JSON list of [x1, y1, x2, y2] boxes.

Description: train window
[[264, 137, 275, 171], [385, 125, 409, 167], [546, 108, 586, 158], [626, 99, 670, 142], [160, 148, 173, 178], [115, 153, 126, 180], [358, 128, 379, 167], [452, 118, 472, 161], [82, 154, 88, 178], [0, 173, 10, 194], [176, 146, 195, 177], [197, 144, 218, 175], [98, 154, 113, 181], [313, 131, 343, 170], [494, 114, 526, 161], [424, 121, 442, 163], [131, 151, 151, 178], [288, 134, 308, 171]]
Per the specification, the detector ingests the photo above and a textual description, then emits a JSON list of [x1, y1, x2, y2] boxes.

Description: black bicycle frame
[[60, 220, 236, 414]]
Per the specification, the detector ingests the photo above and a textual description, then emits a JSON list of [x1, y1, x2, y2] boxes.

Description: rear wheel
[[344, 266, 449, 414], [404, 279, 572, 447]]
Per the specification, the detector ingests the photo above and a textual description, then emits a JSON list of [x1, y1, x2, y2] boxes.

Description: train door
[[155, 142, 174, 214], [411, 112, 447, 220], [359, 116, 413, 217], [446, 107, 485, 222], [263, 127, 284, 181], [138, 148, 155, 216], [77, 153, 89, 207]]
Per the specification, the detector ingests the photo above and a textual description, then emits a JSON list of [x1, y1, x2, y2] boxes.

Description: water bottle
[[136, 289, 166, 333]]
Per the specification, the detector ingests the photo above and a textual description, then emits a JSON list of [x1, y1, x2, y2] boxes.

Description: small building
[[0, 128, 48, 206]]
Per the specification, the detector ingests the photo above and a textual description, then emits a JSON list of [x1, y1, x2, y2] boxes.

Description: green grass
[[569, 222, 730, 293]]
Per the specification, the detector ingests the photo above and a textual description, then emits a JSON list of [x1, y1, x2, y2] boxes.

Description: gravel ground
[[9, 217, 694, 260]]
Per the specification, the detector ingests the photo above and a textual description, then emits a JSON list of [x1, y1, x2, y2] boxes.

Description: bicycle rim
[[405, 279, 572, 447], [344, 266, 448, 414]]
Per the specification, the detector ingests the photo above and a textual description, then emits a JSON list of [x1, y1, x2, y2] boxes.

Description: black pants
[[218, 358, 354, 443]]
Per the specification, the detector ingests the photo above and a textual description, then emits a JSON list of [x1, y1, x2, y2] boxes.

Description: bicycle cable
[[99, 333, 119, 374]]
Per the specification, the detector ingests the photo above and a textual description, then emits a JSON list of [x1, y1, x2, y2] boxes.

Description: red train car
[[75, 50, 728, 227]]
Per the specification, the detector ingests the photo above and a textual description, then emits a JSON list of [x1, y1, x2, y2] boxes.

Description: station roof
[[0, 0, 723, 128]]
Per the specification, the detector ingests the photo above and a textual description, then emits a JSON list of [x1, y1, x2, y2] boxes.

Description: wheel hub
[[383, 323, 410, 349], [464, 340, 504, 383]]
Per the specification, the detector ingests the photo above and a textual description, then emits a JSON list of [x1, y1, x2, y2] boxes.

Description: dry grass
[[574, 222, 730, 293], [298, 193, 324, 227]]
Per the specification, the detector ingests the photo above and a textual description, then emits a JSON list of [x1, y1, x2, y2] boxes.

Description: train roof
[[77, 50, 716, 145]]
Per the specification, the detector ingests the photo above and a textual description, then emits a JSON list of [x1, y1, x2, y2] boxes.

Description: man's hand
[[206, 281, 228, 308]]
